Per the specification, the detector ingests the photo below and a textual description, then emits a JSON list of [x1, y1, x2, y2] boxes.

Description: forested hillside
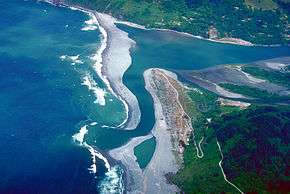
[[65, 0, 290, 45]]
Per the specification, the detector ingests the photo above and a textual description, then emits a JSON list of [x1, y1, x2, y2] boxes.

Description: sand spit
[[251, 57, 290, 71], [230, 65, 266, 84], [42, 0, 141, 130], [109, 134, 153, 193], [265, 62, 288, 70], [210, 37, 254, 46], [109, 68, 198, 194], [94, 13, 141, 130]]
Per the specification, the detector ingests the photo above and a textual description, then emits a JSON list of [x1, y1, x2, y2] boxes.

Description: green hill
[[65, 0, 290, 45]]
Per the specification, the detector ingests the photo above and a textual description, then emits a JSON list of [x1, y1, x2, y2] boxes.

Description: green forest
[[65, 0, 290, 45]]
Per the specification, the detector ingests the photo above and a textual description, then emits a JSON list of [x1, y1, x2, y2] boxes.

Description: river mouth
[[1, 0, 290, 193]]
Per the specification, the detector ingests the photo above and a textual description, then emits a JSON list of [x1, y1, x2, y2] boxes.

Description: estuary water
[[1, 0, 290, 193]]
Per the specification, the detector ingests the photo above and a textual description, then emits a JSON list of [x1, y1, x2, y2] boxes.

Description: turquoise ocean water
[[1, 0, 290, 193]]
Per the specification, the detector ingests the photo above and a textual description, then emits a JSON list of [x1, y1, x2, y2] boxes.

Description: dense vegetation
[[65, 0, 290, 45], [171, 84, 290, 193], [242, 65, 290, 88], [170, 86, 241, 193], [212, 105, 290, 193], [219, 83, 282, 99]]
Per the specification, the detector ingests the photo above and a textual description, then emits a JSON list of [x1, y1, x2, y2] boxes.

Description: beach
[[43, 0, 141, 130], [109, 68, 199, 193], [94, 13, 141, 130], [109, 68, 181, 194]]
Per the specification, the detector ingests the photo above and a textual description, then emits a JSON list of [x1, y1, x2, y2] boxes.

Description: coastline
[[45, 1, 286, 47], [94, 12, 141, 130], [115, 20, 286, 47], [40, 1, 139, 192], [109, 68, 198, 193], [115, 20, 254, 47], [42, 0, 141, 130]]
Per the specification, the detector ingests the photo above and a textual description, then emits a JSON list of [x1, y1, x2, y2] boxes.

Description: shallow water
[[134, 137, 156, 169], [0, 0, 124, 193], [1, 1, 290, 193]]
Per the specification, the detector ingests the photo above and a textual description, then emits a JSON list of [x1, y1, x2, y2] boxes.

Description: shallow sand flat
[[109, 69, 182, 194], [109, 134, 153, 193], [142, 73, 181, 194], [95, 12, 141, 130]]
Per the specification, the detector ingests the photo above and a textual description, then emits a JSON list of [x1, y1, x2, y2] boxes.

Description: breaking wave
[[81, 73, 106, 106], [60, 54, 84, 65], [89, 13, 130, 129], [72, 125, 124, 193], [82, 17, 99, 31], [60, 5, 126, 193], [98, 165, 124, 194]]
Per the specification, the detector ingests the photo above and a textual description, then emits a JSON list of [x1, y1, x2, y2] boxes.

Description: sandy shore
[[115, 20, 255, 47], [94, 13, 141, 130], [210, 37, 254, 46], [42, 0, 141, 130], [109, 134, 152, 193], [109, 68, 197, 193]]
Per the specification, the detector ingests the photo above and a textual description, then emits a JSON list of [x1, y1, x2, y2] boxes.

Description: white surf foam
[[60, 55, 84, 64], [89, 13, 130, 129], [41, 1, 126, 191], [72, 125, 88, 145], [90, 122, 98, 126], [72, 125, 111, 175], [81, 73, 107, 106], [83, 142, 111, 174], [60, 55, 66, 61], [98, 165, 124, 194], [82, 17, 99, 31], [83, 139, 124, 193]]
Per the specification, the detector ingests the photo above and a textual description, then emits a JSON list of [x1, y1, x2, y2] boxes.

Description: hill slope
[[65, 0, 290, 45]]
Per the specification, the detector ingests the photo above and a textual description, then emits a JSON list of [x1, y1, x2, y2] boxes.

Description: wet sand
[[95, 13, 141, 130]]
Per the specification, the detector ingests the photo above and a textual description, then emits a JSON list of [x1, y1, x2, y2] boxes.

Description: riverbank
[[116, 20, 254, 47], [42, 0, 141, 130], [109, 68, 196, 193], [94, 12, 141, 130], [116, 20, 290, 47]]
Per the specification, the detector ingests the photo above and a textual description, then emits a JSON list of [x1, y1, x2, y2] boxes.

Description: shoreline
[[44, 1, 285, 47], [94, 12, 141, 130], [109, 68, 197, 193], [116, 20, 285, 47], [40, 0, 139, 192], [115, 20, 255, 46], [42, 0, 141, 130]]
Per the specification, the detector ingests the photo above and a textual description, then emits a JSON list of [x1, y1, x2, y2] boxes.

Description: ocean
[[1, 0, 290, 193]]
